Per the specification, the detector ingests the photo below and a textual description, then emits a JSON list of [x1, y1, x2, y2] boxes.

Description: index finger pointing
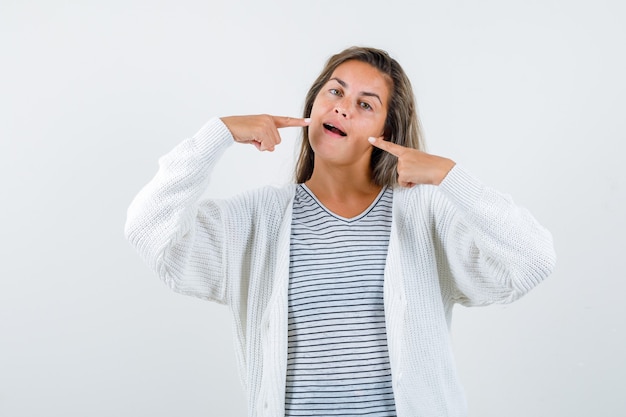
[[272, 115, 311, 129], [368, 136, 405, 157]]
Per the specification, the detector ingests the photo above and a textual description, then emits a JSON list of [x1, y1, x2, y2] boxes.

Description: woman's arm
[[368, 136, 555, 305], [124, 115, 310, 303], [435, 165, 556, 305], [124, 118, 234, 302]]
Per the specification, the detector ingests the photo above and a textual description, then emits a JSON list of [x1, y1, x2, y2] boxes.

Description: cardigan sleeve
[[124, 118, 235, 304], [434, 165, 556, 306]]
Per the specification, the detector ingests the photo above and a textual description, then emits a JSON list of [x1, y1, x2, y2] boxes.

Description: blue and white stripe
[[285, 184, 397, 417]]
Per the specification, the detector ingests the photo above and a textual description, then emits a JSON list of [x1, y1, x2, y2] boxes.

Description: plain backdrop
[[2, 0, 625, 416]]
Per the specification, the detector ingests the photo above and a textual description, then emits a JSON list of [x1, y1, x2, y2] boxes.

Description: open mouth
[[323, 123, 347, 137]]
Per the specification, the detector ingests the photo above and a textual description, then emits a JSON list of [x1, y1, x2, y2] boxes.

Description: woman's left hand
[[368, 136, 456, 187]]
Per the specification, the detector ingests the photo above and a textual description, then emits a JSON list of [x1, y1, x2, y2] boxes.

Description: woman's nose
[[334, 106, 348, 118]]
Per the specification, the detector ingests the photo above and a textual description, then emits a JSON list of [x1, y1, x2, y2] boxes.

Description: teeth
[[323, 123, 346, 136]]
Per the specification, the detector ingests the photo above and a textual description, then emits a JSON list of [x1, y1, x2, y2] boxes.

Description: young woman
[[125, 46, 556, 417]]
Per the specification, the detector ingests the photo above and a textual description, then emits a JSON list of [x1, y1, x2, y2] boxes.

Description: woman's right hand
[[220, 114, 311, 152]]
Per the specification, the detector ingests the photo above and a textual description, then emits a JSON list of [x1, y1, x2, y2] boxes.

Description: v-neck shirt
[[285, 184, 397, 416]]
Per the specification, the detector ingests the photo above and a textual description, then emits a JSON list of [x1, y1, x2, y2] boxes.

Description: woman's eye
[[360, 102, 372, 110], [329, 88, 341, 96]]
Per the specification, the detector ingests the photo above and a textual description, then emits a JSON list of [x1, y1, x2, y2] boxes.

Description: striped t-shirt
[[285, 184, 397, 417]]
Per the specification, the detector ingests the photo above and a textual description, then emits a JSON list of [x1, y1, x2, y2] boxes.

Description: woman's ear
[[382, 126, 391, 140]]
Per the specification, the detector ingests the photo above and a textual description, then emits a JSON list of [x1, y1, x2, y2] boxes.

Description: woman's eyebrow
[[329, 77, 382, 105]]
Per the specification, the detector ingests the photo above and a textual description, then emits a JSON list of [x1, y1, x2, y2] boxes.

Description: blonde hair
[[295, 46, 424, 186]]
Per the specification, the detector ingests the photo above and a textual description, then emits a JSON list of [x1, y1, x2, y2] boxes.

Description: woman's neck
[[304, 161, 383, 218]]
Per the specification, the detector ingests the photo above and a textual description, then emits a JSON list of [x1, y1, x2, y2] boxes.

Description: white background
[[2, 0, 625, 416]]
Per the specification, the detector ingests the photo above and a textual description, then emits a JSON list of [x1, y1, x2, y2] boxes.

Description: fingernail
[[304, 118, 311, 123], [368, 137, 376, 143]]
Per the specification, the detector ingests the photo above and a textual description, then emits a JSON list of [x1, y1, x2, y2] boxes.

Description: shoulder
[[392, 183, 438, 211], [394, 165, 488, 213], [220, 183, 296, 217], [245, 183, 296, 205]]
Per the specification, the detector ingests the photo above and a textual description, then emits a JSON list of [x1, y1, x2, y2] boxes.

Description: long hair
[[295, 46, 424, 186]]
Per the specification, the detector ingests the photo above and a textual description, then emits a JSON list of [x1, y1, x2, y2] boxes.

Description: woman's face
[[308, 60, 390, 169]]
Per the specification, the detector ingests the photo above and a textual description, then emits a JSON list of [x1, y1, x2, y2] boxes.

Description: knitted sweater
[[124, 117, 556, 417]]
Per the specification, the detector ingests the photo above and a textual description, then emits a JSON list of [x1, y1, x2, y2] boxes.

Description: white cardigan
[[125, 118, 556, 417]]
